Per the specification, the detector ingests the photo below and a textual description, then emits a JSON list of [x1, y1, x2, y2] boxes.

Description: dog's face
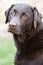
[[5, 3, 42, 35]]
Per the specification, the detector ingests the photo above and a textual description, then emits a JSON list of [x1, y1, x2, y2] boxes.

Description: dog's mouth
[[8, 26, 15, 33], [8, 25, 28, 42], [8, 24, 35, 36], [8, 24, 27, 35]]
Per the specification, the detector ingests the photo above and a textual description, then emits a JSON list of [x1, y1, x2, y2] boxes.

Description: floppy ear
[[34, 7, 42, 29], [5, 4, 14, 24]]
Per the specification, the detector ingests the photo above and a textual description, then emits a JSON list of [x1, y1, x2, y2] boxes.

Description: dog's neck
[[13, 28, 43, 61], [17, 35, 27, 43]]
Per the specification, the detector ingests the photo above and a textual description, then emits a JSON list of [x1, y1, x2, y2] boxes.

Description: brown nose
[[9, 24, 16, 28], [9, 24, 14, 27]]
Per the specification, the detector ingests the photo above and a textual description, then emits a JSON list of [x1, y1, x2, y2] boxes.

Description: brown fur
[[5, 4, 43, 65]]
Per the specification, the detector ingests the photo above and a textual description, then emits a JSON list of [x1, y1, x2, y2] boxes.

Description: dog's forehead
[[14, 4, 31, 9], [11, 4, 33, 14]]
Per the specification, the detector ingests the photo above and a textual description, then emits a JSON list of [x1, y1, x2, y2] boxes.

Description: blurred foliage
[[0, 37, 16, 65]]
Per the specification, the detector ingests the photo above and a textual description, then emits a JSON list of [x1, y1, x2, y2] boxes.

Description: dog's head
[[5, 3, 42, 35]]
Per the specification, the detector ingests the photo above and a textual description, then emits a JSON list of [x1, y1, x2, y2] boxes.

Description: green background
[[0, 37, 16, 65]]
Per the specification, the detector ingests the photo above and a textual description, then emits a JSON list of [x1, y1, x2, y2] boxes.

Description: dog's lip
[[8, 25, 16, 31], [8, 27, 20, 35], [8, 27, 15, 32]]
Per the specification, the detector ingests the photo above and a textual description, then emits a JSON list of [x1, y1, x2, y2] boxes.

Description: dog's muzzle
[[8, 24, 16, 33], [8, 24, 21, 35]]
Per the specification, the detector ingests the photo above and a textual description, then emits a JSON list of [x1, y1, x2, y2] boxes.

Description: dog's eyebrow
[[22, 12, 31, 18], [10, 9, 17, 13], [14, 9, 17, 12], [22, 12, 26, 15]]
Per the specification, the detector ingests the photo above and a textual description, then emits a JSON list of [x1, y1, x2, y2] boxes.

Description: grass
[[0, 37, 16, 65]]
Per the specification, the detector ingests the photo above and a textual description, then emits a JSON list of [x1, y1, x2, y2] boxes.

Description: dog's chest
[[15, 48, 43, 65], [14, 30, 43, 65], [15, 54, 43, 65]]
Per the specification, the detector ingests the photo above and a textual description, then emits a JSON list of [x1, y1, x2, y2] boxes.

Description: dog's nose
[[9, 24, 14, 27], [9, 24, 16, 28]]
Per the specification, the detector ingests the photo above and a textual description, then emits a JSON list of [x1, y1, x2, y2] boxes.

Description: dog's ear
[[34, 7, 42, 29], [5, 4, 14, 24]]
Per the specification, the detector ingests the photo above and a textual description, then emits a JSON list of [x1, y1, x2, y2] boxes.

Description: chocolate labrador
[[5, 3, 43, 65]]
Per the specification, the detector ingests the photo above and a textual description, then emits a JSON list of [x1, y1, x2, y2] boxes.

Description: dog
[[5, 3, 43, 65]]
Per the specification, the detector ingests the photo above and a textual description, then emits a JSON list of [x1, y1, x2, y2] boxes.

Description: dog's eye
[[22, 12, 29, 20], [10, 9, 16, 18], [11, 11, 16, 16], [12, 12, 15, 16], [9, 12, 15, 19]]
